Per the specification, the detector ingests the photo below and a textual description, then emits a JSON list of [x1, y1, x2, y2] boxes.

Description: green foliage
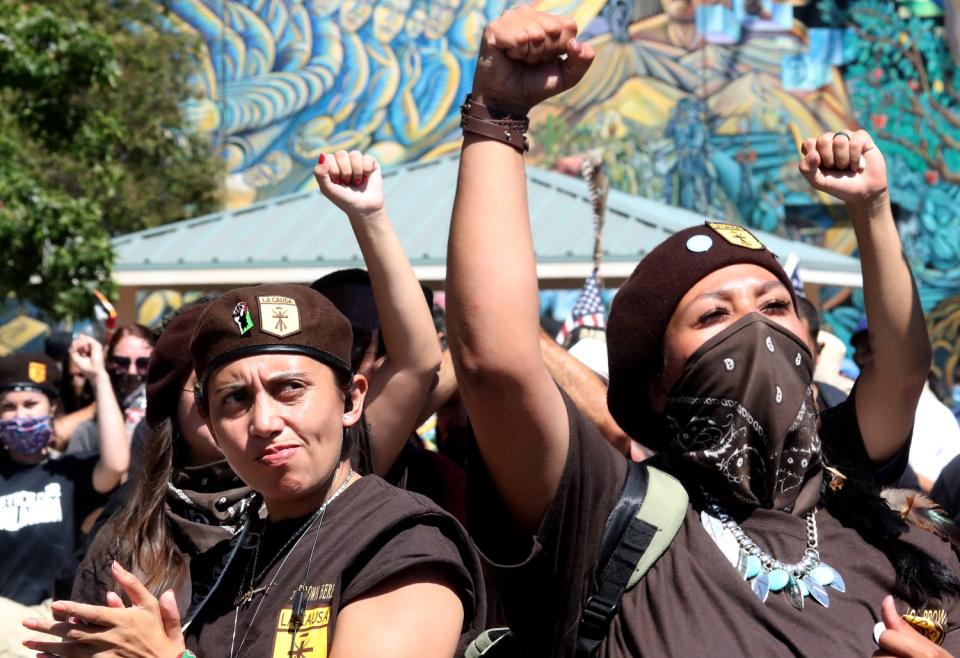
[[837, 0, 960, 182], [0, 0, 222, 320], [0, 173, 115, 321]]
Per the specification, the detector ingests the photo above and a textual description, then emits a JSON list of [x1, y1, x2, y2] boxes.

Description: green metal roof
[[113, 155, 861, 288]]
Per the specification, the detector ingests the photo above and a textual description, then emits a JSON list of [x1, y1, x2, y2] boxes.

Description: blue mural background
[[158, 0, 960, 394]]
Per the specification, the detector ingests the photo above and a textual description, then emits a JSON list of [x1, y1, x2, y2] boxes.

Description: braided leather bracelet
[[460, 94, 530, 152]]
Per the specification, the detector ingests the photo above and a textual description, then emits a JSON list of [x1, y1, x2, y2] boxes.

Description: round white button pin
[[686, 235, 713, 253]]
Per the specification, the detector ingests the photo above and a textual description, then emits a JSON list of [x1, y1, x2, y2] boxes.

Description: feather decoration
[[580, 153, 608, 269], [881, 488, 960, 557]]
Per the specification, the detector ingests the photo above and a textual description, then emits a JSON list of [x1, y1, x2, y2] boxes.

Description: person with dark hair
[[24, 282, 484, 658], [51, 348, 96, 450], [446, 8, 959, 656], [66, 324, 157, 458], [69, 301, 252, 611], [0, 352, 127, 607]]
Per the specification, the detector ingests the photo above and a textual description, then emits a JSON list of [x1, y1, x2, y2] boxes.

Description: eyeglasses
[[107, 355, 151, 376]]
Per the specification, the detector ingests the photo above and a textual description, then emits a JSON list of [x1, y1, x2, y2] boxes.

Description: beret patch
[[28, 362, 48, 385], [257, 295, 301, 338], [706, 221, 765, 250], [191, 284, 353, 397]]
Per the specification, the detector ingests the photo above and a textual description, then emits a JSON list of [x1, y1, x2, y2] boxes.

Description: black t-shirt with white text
[[0, 453, 103, 604]]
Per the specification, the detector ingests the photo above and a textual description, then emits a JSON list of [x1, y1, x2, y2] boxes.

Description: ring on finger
[[832, 131, 851, 141]]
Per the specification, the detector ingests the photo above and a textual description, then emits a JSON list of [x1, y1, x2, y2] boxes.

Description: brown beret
[[190, 284, 353, 398], [606, 222, 796, 441], [145, 302, 209, 427], [0, 353, 61, 399]]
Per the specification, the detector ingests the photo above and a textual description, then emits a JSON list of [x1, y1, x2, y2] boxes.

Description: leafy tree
[[0, 0, 222, 320]]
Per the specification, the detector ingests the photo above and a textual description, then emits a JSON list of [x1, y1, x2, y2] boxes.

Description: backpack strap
[[464, 628, 521, 658], [626, 466, 688, 590], [575, 462, 688, 657]]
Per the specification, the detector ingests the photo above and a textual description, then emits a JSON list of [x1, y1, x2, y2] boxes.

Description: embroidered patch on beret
[[27, 362, 47, 384], [258, 296, 301, 338], [232, 302, 253, 336], [707, 222, 765, 250]]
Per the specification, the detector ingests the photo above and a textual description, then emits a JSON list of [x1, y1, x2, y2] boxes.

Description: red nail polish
[[331, 175, 338, 184], [318, 154, 325, 164], [354, 177, 361, 185]]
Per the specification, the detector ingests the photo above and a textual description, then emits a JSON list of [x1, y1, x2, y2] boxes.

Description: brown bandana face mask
[[658, 313, 822, 512]]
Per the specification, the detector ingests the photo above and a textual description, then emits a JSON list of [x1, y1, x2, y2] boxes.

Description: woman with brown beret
[[445, 7, 959, 657], [24, 161, 484, 658]]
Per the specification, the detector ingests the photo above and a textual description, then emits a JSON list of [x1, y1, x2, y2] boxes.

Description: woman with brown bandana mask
[[446, 6, 960, 657]]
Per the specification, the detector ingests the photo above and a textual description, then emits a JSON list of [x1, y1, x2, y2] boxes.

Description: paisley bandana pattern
[[0, 415, 53, 455], [660, 314, 822, 511]]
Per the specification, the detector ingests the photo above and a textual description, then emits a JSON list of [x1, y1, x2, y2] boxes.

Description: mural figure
[[155, 0, 960, 399], [663, 98, 713, 213]]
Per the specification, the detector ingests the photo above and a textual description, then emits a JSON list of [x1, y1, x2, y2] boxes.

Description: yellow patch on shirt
[[273, 605, 330, 658], [902, 609, 946, 646], [706, 222, 766, 250]]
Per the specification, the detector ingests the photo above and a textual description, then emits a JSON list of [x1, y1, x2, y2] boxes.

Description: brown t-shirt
[[468, 391, 960, 657], [185, 475, 484, 657]]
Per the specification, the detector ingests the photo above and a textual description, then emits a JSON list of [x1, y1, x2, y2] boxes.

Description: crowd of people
[[2, 7, 959, 657]]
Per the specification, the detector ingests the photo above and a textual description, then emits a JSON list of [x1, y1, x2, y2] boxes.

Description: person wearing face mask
[[65, 324, 156, 458], [445, 8, 959, 657], [0, 353, 128, 609]]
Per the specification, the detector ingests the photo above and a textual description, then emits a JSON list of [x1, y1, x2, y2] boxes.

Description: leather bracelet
[[462, 94, 528, 122], [460, 114, 529, 152], [460, 94, 530, 152]]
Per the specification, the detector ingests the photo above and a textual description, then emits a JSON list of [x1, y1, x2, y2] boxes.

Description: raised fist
[[798, 130, 888, 206], [314, 150, 384, 220], [69, 335, 105, 381], [471, 5, 595, 115]]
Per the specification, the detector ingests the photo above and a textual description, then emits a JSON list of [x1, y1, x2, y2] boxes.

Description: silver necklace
[[229, 469, 354, 657], [700, 503, 846, 609]]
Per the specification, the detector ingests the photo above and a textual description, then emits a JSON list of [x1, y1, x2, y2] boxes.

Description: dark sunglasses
[[107, 355, 151, 375]]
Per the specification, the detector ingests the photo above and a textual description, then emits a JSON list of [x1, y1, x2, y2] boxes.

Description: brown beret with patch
[[190, 284, 353, 398], [146, 302, 209, 427], [0, 352, 61, 399], [606, 222, 796, 442]]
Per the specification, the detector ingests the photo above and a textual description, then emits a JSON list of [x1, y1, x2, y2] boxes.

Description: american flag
[[556, 268, 606, 345], [783, 252, 806, 299]]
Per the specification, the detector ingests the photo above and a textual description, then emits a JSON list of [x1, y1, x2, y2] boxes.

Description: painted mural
[[160, 0, 960, 396]]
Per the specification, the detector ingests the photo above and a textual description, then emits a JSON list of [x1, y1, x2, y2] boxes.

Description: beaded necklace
[[700, 503, 846, 609]]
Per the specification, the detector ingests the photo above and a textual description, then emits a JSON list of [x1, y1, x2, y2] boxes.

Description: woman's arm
[[69, 336, 130, 493], [445, 7, 595, 533], [415, 347, 458, 427], [330, 567, 463, 657], [315, 152, 442, 476], [799, 131, 930, 463]]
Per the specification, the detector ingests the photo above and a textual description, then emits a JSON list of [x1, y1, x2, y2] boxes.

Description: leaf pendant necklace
[[700, 504, 846, 610]]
